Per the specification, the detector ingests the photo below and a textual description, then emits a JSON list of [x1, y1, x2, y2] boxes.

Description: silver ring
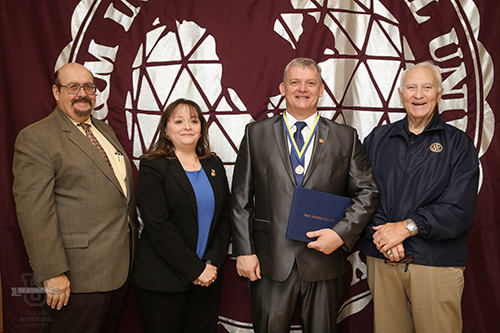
[[386, 250, 393, 256]]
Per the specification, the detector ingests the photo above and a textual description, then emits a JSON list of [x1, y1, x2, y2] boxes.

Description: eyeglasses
[[59, 84, 96, 95], [384, 255, 413, 266]]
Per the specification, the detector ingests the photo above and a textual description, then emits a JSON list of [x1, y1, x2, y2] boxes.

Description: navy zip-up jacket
[[361, 111, 479, 267]]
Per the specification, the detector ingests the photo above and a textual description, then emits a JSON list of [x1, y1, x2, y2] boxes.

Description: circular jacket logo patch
[[430, 142, 444, 153]]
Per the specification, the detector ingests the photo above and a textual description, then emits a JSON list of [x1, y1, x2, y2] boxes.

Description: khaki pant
[[366, 256, 464, 333]]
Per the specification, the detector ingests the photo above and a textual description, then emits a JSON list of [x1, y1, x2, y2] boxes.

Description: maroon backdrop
[[1, 1, 499, 332]]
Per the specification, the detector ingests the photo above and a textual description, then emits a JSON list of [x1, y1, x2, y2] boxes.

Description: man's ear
[[437, 88, 444, 103], [52, 85, 60, 102], [279, 82, 286, 97]]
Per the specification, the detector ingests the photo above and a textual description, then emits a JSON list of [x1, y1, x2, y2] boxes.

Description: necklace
[[178, 157, 198, 168]]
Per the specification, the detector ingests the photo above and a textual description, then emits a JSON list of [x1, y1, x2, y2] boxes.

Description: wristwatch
[[405, 218, 418, 236]]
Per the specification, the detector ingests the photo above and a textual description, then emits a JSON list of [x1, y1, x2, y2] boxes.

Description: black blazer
[[230, 115, 380, 282], [131, 154, 231, 292]]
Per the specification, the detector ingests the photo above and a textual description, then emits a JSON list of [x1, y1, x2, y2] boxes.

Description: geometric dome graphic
[[268, 0, 494, 195], [125, 19, 252, 174], [271, 0, 415, 141], [270, 0, 495, 149]]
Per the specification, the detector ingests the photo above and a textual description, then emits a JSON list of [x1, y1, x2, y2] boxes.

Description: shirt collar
[[66, 114, 92, 128], [404, 110, 444, 135], [284, 111, 318, 130]]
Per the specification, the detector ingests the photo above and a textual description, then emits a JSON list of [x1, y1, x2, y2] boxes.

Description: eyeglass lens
[[65, 84, 95, 95]]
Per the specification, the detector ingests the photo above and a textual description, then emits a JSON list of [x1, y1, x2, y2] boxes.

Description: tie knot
[[78, 123, 90, 130], [295, 121, 306, 133]]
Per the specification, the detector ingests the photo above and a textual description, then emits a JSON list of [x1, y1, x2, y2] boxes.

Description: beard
[[72, 97, 93, 118]]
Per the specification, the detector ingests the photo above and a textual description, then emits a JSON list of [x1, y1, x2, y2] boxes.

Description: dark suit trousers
[[40, 280, 129, 333], [250, 263, 344, 333], [133, 279, 222, 333]]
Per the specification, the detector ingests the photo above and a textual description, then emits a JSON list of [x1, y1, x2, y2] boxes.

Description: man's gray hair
[[400, 61, 443, 92], [283, 58, 323, 85]]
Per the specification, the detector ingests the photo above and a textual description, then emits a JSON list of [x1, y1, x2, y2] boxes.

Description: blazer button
[[127, 227, 131, 234]]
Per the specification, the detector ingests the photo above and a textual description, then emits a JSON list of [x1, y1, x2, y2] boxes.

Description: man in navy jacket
[[362, 61, 479, 333]]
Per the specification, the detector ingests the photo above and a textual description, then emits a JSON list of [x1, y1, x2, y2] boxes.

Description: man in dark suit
[[230, 58, 380, 333], [12, 63, 138, 333]]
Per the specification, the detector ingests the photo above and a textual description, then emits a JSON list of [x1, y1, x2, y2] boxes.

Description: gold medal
[[295, 165, 304, 175]]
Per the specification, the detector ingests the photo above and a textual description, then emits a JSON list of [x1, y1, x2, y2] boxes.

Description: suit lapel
[[54, 108, 125, 197], [303, 117, 329, 185], [168, 158, 198, 219], [273, 116, 297, 186], [201, 158, 220, 240], [123, 153, 134, 206]]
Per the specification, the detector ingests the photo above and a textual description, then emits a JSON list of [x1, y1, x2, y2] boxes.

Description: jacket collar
[[304, 117, 329, 185], [391, 110, 445, 138], [273, 115, 296, 185]]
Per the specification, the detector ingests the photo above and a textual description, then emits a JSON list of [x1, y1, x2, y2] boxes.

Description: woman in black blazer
[[131, 99, 231, 333]]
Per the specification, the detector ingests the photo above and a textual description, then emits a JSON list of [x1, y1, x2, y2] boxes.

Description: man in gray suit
[[230, 58, 379, 333], [13, 63, 138, 333]]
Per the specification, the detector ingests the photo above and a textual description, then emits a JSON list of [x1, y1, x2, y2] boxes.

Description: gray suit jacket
[[13, 106, 138, 292], [230, 115, 379, 282]]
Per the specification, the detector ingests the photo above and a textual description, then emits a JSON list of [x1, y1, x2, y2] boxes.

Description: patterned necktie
[[291, 121, 306, 185], [78, 123, 113, 170]]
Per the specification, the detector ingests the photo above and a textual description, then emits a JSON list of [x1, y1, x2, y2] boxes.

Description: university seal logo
[[55, 0, 493, 330]]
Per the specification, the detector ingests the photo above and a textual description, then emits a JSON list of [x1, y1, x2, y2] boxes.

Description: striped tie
[[78, 123, 113, 171]]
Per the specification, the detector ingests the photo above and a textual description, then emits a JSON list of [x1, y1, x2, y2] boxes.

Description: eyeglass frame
[[58, 83, 97, 95], [384, 254, 413, 266]]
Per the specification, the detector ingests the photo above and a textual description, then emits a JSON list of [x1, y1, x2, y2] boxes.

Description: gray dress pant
[[250, 263, 344, 333]]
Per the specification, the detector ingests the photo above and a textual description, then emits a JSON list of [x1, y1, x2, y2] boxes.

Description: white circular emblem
[[54, 0, 494, 327], [55, 0, 494, 175]]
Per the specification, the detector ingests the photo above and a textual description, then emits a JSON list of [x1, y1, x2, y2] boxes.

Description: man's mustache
[[72, 97, 92, 105]]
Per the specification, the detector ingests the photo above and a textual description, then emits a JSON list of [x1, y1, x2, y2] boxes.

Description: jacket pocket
[[62, 233, 89, 249], [253, 218, 270, 232]]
